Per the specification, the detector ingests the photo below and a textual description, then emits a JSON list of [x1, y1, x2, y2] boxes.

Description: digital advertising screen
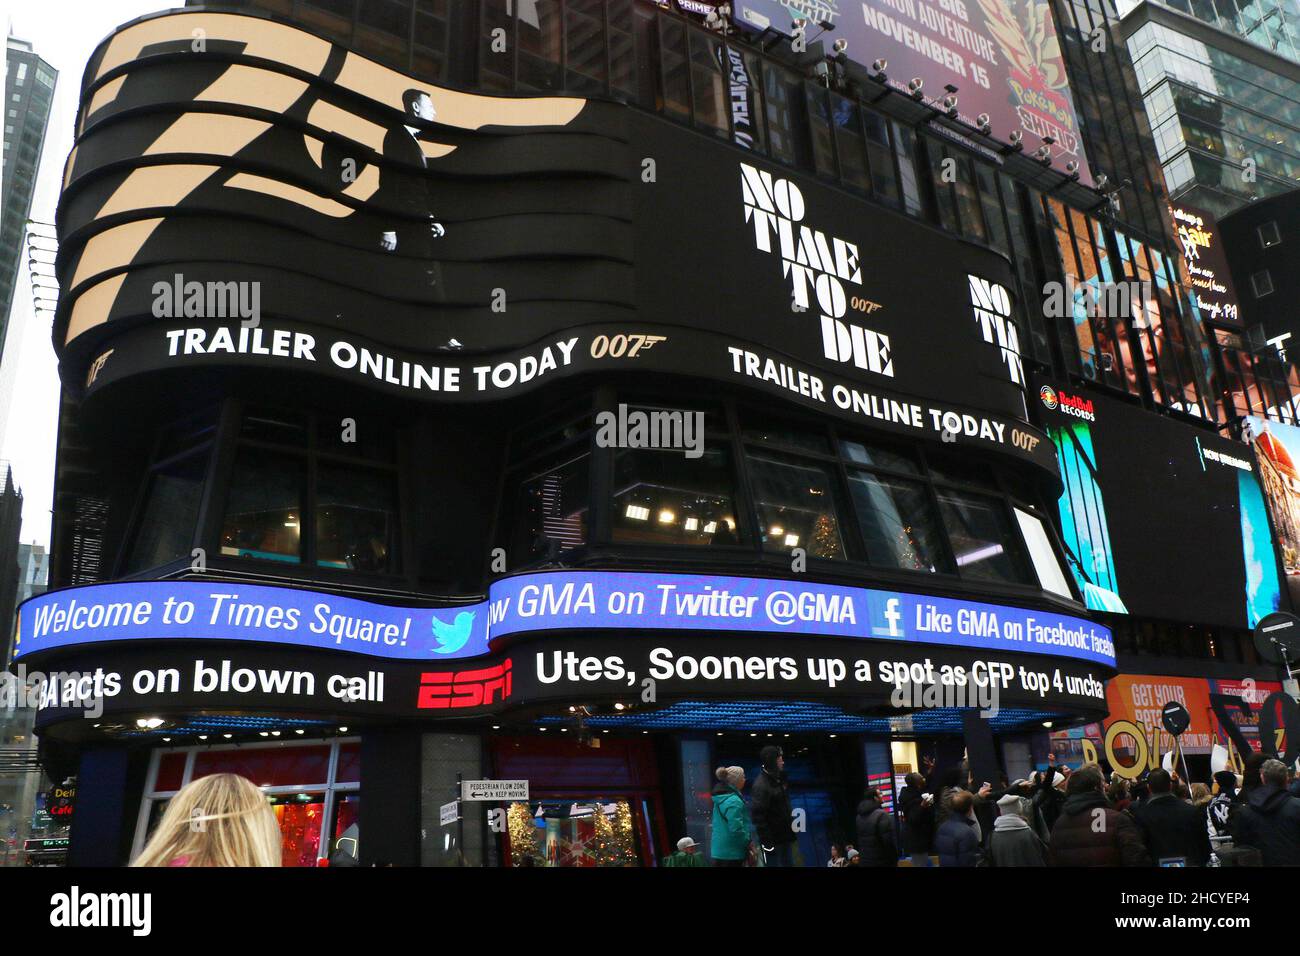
[[61, 10, 1054, 474], [731, 0, 1093, 181], [1169, 200, 1240, 328], [1245, 415, 1300, 611], [1035, 376, 1283, 629], [1050, 673, 1284, 761]]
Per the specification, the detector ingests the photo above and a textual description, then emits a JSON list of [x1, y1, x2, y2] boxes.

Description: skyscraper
[[0, 37, 57, 361], [1123, 1, 1300, 217]]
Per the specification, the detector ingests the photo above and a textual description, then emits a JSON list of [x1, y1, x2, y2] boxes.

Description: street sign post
[[440, 800, 459, 826], [461, 779, 529, 801]]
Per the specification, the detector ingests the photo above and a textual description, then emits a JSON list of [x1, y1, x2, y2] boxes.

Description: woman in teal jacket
[[710, 766, 752, 866]]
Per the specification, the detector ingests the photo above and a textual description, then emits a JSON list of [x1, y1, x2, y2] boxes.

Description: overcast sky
[[1, 0, 180, 548]]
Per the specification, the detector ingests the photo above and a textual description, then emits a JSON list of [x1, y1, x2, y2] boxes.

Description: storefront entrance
[[133, 739, 360, 866], [491, 736, 668, 867]]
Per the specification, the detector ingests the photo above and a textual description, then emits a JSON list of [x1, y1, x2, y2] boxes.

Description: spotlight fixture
[[1033, 144, 1053, 165], [907, 77, 924, 100], [1001, 129, 1024, 154], [871, 57, 887, 82], [1095, 172, 1109, 190], [942, 93, 959, 117], [832, 37, 848, 55], [976, 112, 991, 135], [1065, 159, 1080, 181]]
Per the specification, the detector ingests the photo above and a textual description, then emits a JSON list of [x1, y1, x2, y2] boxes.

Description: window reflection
[[316, 464, 398, 572], [508, 451, 591, 562], [747, 453, 843, 558], [935, 489, 1031, 584], [612, 448, 741, 547], [848, 471, 950, 572], [126, 452, 208, 573], [221, 451, 305, 564]]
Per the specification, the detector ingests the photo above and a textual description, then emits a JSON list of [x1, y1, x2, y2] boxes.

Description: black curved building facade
[[23, 3, 1292, 867]]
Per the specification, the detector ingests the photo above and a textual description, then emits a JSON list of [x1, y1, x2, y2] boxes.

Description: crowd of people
[[691, 745, 1300, 867]]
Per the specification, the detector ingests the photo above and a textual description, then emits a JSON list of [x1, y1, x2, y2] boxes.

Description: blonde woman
[[133, 773, 282, 867]]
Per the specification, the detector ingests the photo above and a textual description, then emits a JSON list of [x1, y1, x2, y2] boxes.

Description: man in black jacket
[[1233, 758, 1300, 866], [897, 772, 934, 867], [751, 746, 796, 866], [855, 788, 898, 866], [1132, 769, 1211, 866]]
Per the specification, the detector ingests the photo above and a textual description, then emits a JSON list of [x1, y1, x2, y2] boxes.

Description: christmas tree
[[507, 802, 537, 865], [609, 800, 636, 866]]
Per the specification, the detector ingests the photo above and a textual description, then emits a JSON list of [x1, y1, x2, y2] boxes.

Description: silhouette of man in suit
[[379, 89, 445, 283]]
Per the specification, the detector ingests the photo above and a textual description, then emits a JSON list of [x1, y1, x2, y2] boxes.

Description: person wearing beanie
[[710, 766, 752, 866], [986, 793, 1048, 866], [1132, 768, 1211, 866], [1048, 764, 1150, 866], [750, 745, 796, 866]]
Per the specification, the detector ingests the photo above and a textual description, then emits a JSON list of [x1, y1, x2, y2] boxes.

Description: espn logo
[[417, 660, 512, 710]]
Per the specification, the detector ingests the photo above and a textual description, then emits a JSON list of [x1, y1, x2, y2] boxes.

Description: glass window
[[566, 0, 608, 94], [742, 408, 831, 454], [220, 451, 305, 564], [847, 471, 951, 573], [517, 0, 563, 91], [125, 452, 208, 573], [924, 452, 997, 489], [935, 489, 1032, 584], [690, 29, 728, 138], [831, 94, 870, 194], [659, 19, 691, 122], [507, 450, 591, 562], [764, 64, 801, 166], [611, 447, 741, 546], [241, 407, 307, 446], [839, 438, 919, 475], [315, 415, 395, 462], [863, 110, 899, 207], [1015, 508, 1073, 599], [805, 84, 836, 179], [316, 464, 398, 572], [747, 453, 844, 558], [893, 121, 923, 216]]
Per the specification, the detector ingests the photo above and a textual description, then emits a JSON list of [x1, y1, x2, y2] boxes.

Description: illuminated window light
[[770, 526, 784, 536], [684, 517, 699, 531], [625, 504, 650, 521], [784, 534, 799, 547], [703, 521, 717, 533], [658, 509, 676, 524], [955, 544, 1005, 567]]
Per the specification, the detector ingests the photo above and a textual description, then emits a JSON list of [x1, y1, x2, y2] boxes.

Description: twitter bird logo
[[431, 611, 475, 654]]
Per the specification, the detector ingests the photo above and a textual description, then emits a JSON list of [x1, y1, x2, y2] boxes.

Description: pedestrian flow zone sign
[[461, 779, 529, 801]]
